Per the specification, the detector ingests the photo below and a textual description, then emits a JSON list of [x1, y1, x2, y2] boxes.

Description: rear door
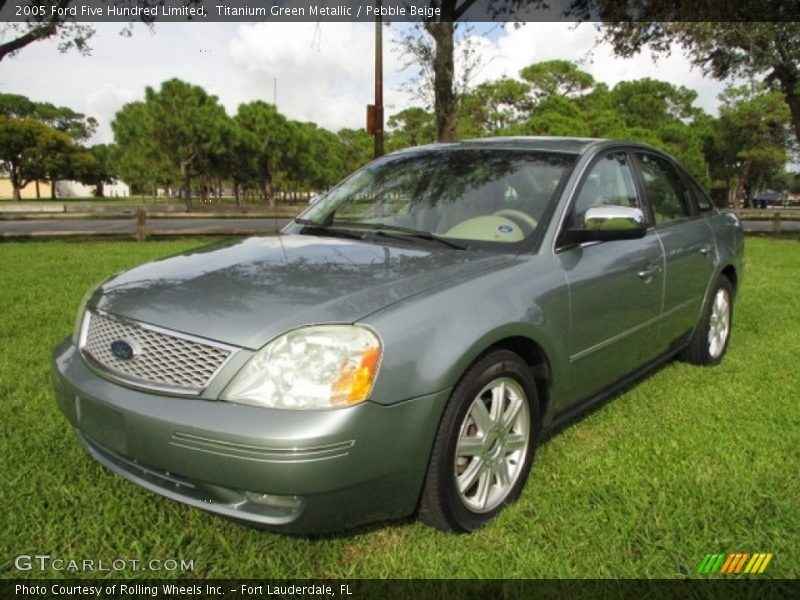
[[633, 151, 715, 344], [556, 150, 665, 407]]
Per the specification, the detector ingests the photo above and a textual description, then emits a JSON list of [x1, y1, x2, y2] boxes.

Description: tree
[[458, 79, 531, 136], [233, 101, 296, 206], [399, 1, 547, 142], [397, 0, 501, 141], [0, 116, 75, 200], [0, 92, 97, 141], [73, 144, 118, 197], [510, 94, 591, 137], [386, 107, 436, 150], [290, 122, 345, 191], [0, 0, 93, 62], [467, 61, 714, 183], [113, 79, 229, 209], [708, 85, 791, 206], [396, 16, 486, 141], [0, 92, 36, 117], [0, 0, 202, 62], [419, 1, 469, 142], [0, 92, 100, 198], [113, 101, 176, 197], [595, 21, 800, 149], [520, 59, 596, 101], [607, 78, 701, 125], [218, 119, 251, 206], [33, 102, 97, 141], [337, 128, 374, 173]]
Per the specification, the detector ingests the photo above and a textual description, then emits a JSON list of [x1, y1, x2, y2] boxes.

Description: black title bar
[[2, 0, 800, 23]]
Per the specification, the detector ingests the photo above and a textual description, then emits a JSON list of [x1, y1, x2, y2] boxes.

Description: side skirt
[[543, 333, 690, 440]]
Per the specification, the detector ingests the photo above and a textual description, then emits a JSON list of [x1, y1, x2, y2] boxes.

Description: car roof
[[389, 136, 655, 157]]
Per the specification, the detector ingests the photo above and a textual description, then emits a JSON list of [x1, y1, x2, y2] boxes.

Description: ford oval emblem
[[110, 340, 136, 361]]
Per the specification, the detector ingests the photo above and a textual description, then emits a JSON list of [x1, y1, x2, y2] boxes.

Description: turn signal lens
[[331, 346, 382, 406]]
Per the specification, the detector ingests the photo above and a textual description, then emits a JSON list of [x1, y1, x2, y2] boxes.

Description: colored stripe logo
[[697, 552, 773, 574]]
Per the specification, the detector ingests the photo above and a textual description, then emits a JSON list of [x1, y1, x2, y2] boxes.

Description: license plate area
[[77, 395, 127, 455]]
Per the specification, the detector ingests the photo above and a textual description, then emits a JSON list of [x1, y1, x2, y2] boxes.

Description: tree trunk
[[11, 166, 25, 201], [264, 157, 276, 208], [234, 182, 241, 207], [261, 180, 272, 206], [426, 20, 457, 142], [773, 69, 800, 149], [50, 180, 56, 200], [200, 176, 209, 203], [769, 39, 800, 148], [180, 156, 195, 211], [184, 173, 192, 211], [734, 158, 753, 208], [180, 164, 192, 211], [35, 180, 41, 200]]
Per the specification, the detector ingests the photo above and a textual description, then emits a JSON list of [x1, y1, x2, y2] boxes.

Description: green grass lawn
[[0, 237, 797, 579]]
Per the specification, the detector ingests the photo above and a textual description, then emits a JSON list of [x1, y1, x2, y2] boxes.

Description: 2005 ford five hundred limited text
[[52, 137, 743, 533]]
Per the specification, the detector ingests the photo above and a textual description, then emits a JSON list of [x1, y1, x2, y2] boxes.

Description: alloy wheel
[[453, 377, 530, 514], [707, 287, 731, 359]]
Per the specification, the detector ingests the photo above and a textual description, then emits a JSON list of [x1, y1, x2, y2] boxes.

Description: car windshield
[[297, 148, 576, 252]]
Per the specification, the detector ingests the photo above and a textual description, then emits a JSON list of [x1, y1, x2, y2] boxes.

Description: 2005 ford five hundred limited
[[52, 137, 743, 533]]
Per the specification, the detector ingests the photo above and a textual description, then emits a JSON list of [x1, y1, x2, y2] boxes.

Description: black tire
[[681, 276, 734, 366], [419, 350, 540, 532]]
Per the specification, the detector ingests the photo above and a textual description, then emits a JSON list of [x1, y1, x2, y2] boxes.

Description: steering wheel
[[493, 209, 538, 234]]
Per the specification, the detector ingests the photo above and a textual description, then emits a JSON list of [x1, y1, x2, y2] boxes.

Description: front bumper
[[52, 338, 449, 533]]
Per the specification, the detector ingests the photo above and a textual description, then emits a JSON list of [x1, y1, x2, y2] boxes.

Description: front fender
[[361, 256, 570, 417]]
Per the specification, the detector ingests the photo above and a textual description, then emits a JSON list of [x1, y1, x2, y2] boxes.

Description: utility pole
[[367, 1, 384, 158], [374, 6, 384, 158]]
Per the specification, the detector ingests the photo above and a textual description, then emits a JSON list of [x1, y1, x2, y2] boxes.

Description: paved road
[[740, 220, 800, 233], [0, 218, 293, 237], [0, 217, 797, 238]]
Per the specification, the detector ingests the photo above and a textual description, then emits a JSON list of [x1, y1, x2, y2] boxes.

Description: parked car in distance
[[751, 189, 784, 209], [52, 137, 744, 533]]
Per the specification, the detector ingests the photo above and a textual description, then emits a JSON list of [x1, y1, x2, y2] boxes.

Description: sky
[[0, 21, 737, 145]]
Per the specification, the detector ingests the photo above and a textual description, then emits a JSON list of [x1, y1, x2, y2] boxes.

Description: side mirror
[[566, 205, 647, 242]]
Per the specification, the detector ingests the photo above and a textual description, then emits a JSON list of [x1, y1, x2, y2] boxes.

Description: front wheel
[[419, 350, 539, 532], [681, 276, 734, 366]]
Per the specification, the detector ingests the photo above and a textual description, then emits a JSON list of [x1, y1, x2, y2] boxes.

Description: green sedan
[[52, 137, 743, 533]]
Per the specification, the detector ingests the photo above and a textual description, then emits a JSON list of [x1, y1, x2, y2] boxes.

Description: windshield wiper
[[293, 217, 321, 227], [292, 218, 364, 241], [332, 220, 467, 250]]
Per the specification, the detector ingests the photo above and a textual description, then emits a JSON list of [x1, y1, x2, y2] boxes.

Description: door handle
[[699, 245, 711, 256], [637, 265, 661, 280]]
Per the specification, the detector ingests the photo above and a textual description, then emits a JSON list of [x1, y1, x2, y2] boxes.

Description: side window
[[569, 151, 638, 227], [687, 177, 713, 212], [636, 153, 691, 225]]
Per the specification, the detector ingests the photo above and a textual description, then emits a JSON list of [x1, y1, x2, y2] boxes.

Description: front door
[[556, 150, 665, 407]]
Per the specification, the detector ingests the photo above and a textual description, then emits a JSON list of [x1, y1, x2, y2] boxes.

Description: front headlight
[[221, 325, 382, 410]]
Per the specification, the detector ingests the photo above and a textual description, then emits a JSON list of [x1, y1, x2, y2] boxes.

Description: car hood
[[94, 234, 515, 349]]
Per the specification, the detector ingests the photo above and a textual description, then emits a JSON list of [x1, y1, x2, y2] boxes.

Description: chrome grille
[[80, 311, 234, 394]]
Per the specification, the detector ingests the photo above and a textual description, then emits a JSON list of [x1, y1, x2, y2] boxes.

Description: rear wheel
[[681, 276, 734, 366], [419, 350, 539, 532]]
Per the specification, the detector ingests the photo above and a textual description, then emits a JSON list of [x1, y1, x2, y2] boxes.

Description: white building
[[102, 180, 130, 198], [55, 179, 130, 198]]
